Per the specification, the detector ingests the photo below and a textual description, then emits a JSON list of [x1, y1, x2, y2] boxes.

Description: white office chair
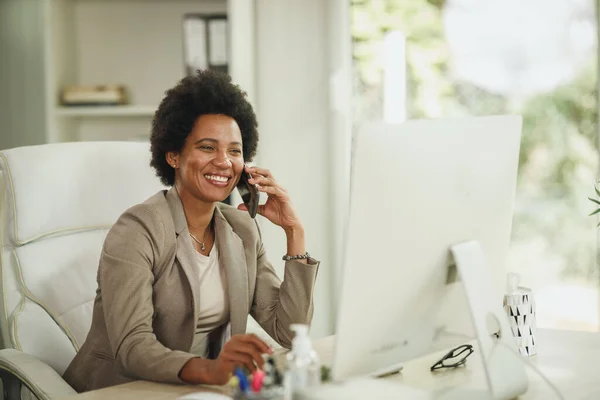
[[0, 142, 165, 399]]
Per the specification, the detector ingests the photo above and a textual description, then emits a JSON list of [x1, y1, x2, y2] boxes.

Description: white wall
[[326, 0, 353, 312], [255, 0, 334, 338], [0, 0, 46, 150]]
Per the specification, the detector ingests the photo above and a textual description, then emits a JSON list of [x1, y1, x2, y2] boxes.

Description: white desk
[[62, 329, 599, 400]]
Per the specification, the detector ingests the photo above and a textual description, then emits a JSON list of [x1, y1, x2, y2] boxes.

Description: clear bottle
[[284, 324, 321, 399]]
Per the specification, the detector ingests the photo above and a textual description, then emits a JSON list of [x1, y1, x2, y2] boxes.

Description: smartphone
[[237, 170, 260, 218]]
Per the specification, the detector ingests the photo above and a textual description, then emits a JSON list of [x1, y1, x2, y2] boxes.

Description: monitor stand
[[437, 240, 528, 400]]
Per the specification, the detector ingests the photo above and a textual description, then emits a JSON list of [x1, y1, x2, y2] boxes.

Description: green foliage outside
[[351, 0, 598, 280]]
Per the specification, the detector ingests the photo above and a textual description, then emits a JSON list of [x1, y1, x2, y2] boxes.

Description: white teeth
[[205, 174, 228, 183]]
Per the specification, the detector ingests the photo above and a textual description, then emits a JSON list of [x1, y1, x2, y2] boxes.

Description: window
[[351, 0, 599, 331]]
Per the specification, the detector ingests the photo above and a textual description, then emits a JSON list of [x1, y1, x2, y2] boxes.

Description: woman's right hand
[[209, 334, 273, 384], [181, 334, 273, 385]]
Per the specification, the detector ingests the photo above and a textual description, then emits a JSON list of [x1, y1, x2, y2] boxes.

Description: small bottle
[[284, 324, 321, 398]]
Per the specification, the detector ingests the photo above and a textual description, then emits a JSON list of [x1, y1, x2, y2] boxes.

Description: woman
[[63, 70, 319, 392]]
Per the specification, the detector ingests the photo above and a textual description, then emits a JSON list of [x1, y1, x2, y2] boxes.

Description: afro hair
[[150, 69, 259, 186]]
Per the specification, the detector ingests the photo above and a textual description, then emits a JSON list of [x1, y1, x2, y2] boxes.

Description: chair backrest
[[0, 142, 165, 375]]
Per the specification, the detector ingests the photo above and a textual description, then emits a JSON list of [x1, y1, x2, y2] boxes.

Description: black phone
[[237, 170, 260, 218]]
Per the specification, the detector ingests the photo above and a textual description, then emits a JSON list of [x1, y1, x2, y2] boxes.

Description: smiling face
[[167, 114, 244, 205]]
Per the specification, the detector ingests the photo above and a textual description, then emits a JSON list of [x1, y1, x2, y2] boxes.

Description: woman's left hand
[[238, 165, 302, 232]]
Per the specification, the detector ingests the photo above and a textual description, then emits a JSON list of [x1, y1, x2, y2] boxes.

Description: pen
[[234, 367, 250, 394], [227, 375, 239, 389], [251, 369, 265, 392]]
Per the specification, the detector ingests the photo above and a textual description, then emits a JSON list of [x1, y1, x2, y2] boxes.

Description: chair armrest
[[0, 349, 76, 400]]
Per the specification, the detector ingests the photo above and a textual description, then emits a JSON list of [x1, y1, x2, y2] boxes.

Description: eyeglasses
[[430, 344, 474, 372]]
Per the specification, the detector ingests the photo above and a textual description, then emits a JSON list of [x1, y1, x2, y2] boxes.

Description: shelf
[[55, 105, 157, 117], [14, 0, 253, 143]]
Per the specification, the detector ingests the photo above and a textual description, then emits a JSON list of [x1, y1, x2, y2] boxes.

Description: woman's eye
[[230, 149, 242, 155], [200, 145, 214, 151]]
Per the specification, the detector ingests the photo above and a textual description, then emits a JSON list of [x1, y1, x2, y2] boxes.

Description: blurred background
[[0, 0, 598, 337], [351, 0, 599, 331]]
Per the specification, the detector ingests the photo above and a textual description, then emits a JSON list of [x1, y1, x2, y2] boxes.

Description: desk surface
[[62, 329, 599, 400]]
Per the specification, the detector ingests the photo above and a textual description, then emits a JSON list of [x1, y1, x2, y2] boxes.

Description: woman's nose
[[212, 151, 232, 168]]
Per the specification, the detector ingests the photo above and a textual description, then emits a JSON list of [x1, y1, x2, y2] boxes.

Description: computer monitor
[[331, 115, 528, 399]]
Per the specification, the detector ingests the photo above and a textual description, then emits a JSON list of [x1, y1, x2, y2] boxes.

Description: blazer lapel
[[165, 188, 201, 330], [214, 206, 249, 336]]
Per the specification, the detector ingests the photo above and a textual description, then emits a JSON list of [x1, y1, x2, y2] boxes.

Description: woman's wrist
[[284, 225, 306, 259], [179, 358, 222, 385], [283, 223, 304, 237]]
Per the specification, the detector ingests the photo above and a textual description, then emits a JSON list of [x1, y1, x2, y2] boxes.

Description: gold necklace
[[189, 229, 210, 252]]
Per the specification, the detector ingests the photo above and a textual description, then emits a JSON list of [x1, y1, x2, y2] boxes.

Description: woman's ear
[[166, 152, 179, 169]]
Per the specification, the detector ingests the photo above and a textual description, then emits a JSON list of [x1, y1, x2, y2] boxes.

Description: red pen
[[251, 370, 265, 392]]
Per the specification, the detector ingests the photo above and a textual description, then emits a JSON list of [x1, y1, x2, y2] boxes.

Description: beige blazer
[[63, 188, 319, 392]]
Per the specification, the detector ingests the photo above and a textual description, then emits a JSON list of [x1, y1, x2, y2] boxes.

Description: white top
[[189, 240, 230, 358]]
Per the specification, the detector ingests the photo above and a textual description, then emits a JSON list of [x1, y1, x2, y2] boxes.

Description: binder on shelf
[[208, 18, 227, 68], [183, 13, 228, 76], [183, 17, 208, 73]]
